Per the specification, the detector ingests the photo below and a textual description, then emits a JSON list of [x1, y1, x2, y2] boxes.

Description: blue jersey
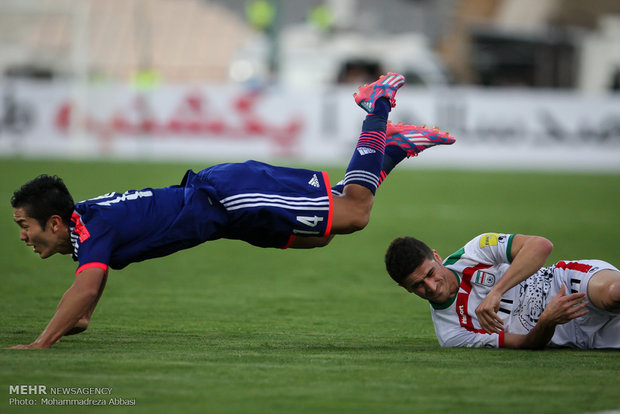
[[70, 161, 332, 274]]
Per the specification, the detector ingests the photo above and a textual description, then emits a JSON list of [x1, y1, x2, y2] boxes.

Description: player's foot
[[353, 72, 405, 113], [386, 121, 455, 157]]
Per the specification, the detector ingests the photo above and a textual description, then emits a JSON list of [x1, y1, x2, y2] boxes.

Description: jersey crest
[[472, 270, 495, 287]]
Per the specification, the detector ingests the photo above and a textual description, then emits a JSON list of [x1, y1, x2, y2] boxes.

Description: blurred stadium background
[[0, 0, 619, 169]]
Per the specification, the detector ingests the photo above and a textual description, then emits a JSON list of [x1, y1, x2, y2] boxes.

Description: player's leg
[[587, 268, 620, 313], [331, 183, 375, 233], [327, 73, 404, 234], [289, 235, 334, 248], [288, 185, 371, 247], [290, 74, 455, 246], [334, 123, 455, 194], [331, 110, 455, 198], [328, 73, 455, 233]]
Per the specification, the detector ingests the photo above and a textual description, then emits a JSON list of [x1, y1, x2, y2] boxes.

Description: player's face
[[13, 207, 67, 259], [400, 251, 455, 304]]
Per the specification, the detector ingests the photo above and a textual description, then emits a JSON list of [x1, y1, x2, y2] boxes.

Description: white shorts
[[549, 260, 620, 349]]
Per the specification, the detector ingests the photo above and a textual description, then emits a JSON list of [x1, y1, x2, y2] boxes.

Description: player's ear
[[47, 215, 65, 232], [432, 249, 442, 263]]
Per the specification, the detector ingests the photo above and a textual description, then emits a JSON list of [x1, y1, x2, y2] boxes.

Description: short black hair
[[11, 174, 75, 228], [385, 236, 434, 284]]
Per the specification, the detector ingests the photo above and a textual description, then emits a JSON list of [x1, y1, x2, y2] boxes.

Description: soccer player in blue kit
[[9, 73, 455, 349]]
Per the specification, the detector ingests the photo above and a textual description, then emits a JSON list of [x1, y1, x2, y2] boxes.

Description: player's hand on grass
[[476, 290, 504, 334], [7, 342, 51, 350], [539, 285, 588, 326]]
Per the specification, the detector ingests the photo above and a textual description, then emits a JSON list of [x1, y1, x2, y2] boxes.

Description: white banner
[[1, 81, 619, 170]]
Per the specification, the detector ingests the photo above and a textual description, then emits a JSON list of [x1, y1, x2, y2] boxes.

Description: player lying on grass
[[9, 73, 455, 349], [385, 233, 620, 349]]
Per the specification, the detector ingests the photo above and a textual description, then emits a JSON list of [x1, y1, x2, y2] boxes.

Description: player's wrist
[[29, 340, 52, 349], [33, 333, 58, 348], [536, 312, 557, 329]]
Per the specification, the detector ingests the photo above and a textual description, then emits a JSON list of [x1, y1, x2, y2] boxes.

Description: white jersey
[[430, 233, 619, 349]]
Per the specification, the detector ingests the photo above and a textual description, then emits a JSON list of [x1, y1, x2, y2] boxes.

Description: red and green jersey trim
[[431, 269, 460, 310], [506, 234, 515, 262], [443, 248, 464, 266]]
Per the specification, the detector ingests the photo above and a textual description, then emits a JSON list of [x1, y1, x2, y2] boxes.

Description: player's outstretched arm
[[476, 234, 554, 334], [503, 285, 588, 349], [8, 267, 106, 349], [64, 271, 108, 335]]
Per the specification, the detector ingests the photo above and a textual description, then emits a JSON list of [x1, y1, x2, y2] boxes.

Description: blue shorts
[[188, 160, 333, 248]]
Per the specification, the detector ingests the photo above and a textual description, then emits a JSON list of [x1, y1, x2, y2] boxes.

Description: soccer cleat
[[386, 121, 455, 157], [353, 72, 405, 113]]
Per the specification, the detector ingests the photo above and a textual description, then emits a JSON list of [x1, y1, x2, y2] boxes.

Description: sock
[[376, 145, 408, 188], [336, 98, 391, 195], [332, 98, 400, 195], [370, 97, 391, 119], [332, 145, 408, 195]]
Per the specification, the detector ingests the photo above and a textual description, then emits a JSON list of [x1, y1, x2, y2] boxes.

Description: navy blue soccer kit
[[70, 161, 333, 275], [70, 98, 395, 276]]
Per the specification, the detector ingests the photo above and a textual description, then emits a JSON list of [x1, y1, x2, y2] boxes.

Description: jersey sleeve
[[437, 326, 504, 348], [432, 306, 505, 348], [465, 233, 515, 265], [72, 214, 115, 275]]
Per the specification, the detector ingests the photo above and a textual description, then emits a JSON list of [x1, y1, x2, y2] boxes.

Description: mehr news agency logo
[[8, 384, 136, 407]]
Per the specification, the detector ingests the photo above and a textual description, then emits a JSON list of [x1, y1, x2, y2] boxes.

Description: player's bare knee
[[353, 197, 373, 230], [349, 209, 371, 232]]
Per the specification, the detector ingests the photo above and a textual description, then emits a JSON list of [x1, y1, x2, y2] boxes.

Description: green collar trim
[[443, 247, 464, 266]]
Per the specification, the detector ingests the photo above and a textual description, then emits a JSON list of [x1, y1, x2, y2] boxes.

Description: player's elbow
[[541, 237, 554, 254], [604, 280, 620, 310], [65, 318, 89, 336], [532, 236, 553, 257], [75, 317, 90, 331]]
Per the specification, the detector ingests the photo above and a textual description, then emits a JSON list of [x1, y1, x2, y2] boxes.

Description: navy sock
[[333, 145, 407, 194], [332, 108, 407, 196], [370, 97, 391, 119], [336, 98, 392, 195], [382, 145, 407, 176]]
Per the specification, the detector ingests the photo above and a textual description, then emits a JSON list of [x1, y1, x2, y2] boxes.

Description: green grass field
[[1, 158, 619, 414]]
